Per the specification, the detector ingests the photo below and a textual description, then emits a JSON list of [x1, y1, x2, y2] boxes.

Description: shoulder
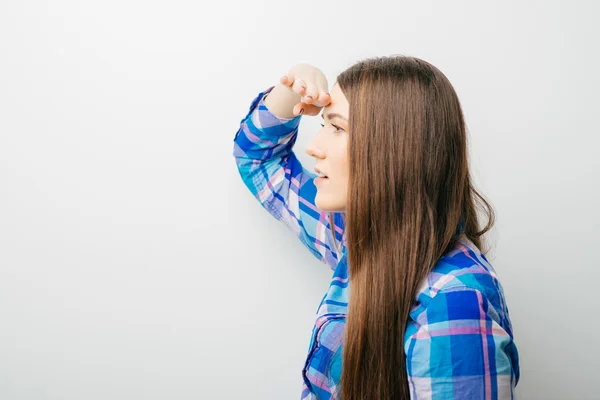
[[410, 235, 513, 332]]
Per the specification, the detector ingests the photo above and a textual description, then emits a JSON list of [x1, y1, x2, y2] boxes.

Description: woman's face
[[305, 82, 350, 212]]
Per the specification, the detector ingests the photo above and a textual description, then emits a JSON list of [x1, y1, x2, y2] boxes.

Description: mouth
[[315, 167, 328, 180], [315, 175, 329, 185]]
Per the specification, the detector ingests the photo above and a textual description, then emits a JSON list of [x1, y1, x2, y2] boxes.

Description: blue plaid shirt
[[233, 87, 520, 399]]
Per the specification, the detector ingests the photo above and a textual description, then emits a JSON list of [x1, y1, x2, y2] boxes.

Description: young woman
[[232, 56, 520, 400]]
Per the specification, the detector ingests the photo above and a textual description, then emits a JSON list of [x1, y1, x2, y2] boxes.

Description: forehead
[[323, 82, 348, 114]]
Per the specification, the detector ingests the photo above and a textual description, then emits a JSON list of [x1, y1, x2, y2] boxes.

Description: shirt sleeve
[[405, 286, 520, 400], [232, 86, 345, 270]]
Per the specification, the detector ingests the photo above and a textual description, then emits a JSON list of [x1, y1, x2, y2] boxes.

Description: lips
[[314, 175, 328, 185], [315, 167, 328, 178]]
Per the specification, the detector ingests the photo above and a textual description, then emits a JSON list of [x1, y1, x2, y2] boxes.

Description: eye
[[320, 123, 344, 133]]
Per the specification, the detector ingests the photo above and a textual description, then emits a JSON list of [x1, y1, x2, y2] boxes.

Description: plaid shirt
[[233, 87, 520, 399]]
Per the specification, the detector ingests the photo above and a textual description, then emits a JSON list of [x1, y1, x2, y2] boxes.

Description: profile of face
[[305, 83, 350, 212]]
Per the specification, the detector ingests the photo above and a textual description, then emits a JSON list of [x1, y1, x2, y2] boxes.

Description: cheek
[[333, 158, 349, 189], [340, 154, 350, 179]]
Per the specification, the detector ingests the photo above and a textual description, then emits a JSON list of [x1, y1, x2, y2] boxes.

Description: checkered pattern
[[233, 87, 520, 399]]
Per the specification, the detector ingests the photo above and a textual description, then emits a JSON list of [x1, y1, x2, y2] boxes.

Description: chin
[[315, 193, 344, 212]]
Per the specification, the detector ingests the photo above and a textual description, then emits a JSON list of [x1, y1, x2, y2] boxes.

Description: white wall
[[1, 1, 598, 399]]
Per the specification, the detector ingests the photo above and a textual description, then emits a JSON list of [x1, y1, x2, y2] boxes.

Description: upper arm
[[404, 287, 520, 399], [233, 88, 345, 270], [270, 151, 346, 269]]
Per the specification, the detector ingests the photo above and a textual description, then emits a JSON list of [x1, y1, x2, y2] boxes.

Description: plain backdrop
[[1, 1, 598, 399]]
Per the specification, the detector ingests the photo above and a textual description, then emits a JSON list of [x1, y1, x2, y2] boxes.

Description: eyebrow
[[321, 112, 348, 122]]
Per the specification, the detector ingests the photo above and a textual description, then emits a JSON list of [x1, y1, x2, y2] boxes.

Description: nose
[[305, 136, 325, 159]]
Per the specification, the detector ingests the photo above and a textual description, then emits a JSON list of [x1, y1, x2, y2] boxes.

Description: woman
[[232, 56, 520, 399]]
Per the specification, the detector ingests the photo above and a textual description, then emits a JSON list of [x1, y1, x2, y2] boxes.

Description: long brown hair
[[328, 56, 495, 399]]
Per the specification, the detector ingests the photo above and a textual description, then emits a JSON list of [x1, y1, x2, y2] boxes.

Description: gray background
[[1, 0, 598, 399]]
